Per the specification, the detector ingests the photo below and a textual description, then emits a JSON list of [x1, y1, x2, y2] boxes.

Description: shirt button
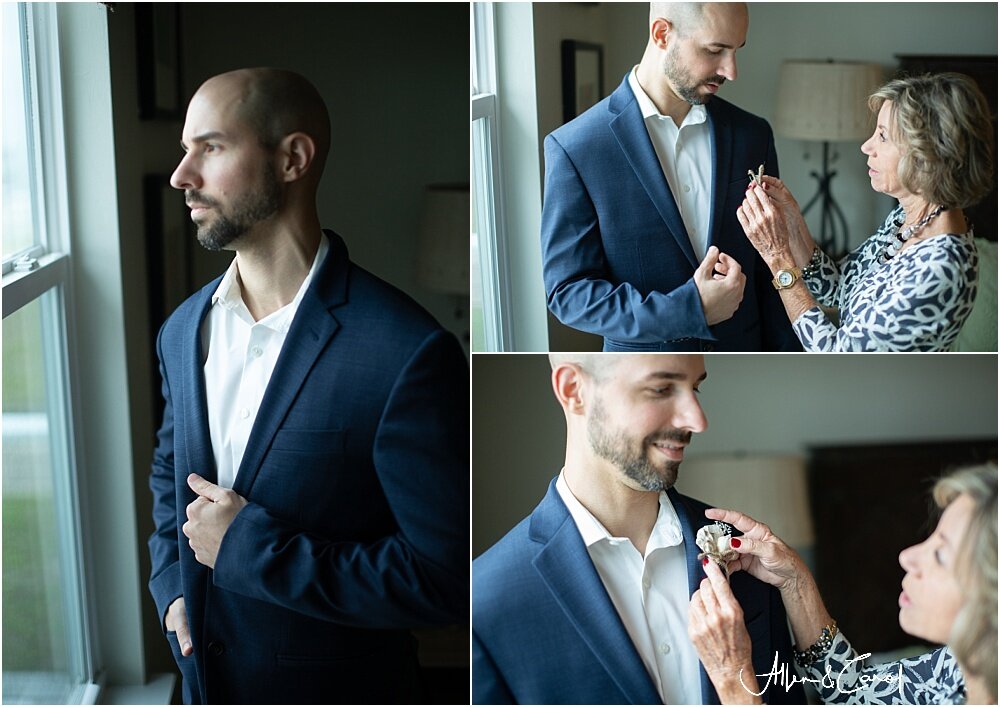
[[659, 642, 671, 655], [642, 577, 651, 590], [251, 346, 263, 357], [683, 185, 691, 193], [239, 408, 250, 419]]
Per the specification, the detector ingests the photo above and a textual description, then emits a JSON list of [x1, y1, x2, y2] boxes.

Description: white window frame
[[2, 3, 100, 703], [471, 2, 514, 351]]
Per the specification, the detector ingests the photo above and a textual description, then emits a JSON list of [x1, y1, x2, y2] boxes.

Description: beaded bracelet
[[801, 247, 822, 279], [793, 620, 838, 668]]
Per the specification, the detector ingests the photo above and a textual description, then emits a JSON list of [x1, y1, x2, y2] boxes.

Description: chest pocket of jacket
[[256, 429, 349, 524], [269, 428, 346, 454]]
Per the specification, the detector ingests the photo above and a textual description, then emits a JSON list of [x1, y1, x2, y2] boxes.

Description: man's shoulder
[[546, 93, 617, 150], [709, 96, 773, 134]]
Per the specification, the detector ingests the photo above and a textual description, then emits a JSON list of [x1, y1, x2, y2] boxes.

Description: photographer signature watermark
[[740, 652, 905, 698]]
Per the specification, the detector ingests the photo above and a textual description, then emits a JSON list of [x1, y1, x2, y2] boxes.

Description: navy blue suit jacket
[[148, 231, 469, 704], [541, 73, 799, 352], [472, 479, 805, 705]]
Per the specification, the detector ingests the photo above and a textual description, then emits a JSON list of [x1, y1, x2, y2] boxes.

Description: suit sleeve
[[473, 628, 516, 704], [752, 130, 802, 351], [147, 323, 184, 628], [211, 328, 469, 627], [541, 134, 715, 343]]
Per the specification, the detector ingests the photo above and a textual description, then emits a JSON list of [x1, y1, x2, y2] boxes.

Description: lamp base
[[800, 141, 850, 259]]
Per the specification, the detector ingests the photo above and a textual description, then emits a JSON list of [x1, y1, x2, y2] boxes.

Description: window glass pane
[[2, 3, 37, 259], [2, 292, 81, 704], [471, 119, 493, 352]]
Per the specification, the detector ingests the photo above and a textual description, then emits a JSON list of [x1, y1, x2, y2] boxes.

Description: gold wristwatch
[[771, 267, 802, 290]]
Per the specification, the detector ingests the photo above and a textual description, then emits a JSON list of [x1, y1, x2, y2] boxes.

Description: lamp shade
[[676, 454, 815, 549], [416, 183, 470, 295], [774, 61, 884, 142]]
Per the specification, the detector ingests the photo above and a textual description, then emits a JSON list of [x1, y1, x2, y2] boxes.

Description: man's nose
[[720, 55, 738, 82], [677, 395, 708, 434], [170, 152, 200, 191]]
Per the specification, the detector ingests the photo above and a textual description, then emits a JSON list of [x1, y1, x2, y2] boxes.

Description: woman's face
[[897, 493, 974, 644], [861, 101, 906, 198]]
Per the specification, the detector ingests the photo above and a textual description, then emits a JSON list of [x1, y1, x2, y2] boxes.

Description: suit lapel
[[670, 489, 721, 705], [706, 101, 733, 253], [530, 481, 662, 705], [182, 288, 218, 486], [608, 76, 699, 269], [231, 232, 349, 498]]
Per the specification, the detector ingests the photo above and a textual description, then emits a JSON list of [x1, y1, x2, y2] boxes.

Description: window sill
[[99, 673, 175, 705]]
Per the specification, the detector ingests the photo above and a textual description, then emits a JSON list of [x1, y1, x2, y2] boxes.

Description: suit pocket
[[269, 428, 346, 453], [165, 631, 199, 696]]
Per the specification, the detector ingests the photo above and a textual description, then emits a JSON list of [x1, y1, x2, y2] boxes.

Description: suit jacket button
[[208, 641, 225, 656], [702, 343, 714, 352]]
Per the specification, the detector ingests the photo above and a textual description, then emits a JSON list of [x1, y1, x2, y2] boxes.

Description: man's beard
[[188, 168, 281, 251], [586, 397, 692, 492], [663, 44, 725, 106]]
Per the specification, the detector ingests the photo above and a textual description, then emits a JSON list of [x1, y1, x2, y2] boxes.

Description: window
[[470, 3, 513, 351], [2, 3, 95, 703]]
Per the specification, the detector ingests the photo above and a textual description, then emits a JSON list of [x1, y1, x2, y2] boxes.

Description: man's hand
[[183, 473, 247, 569], [694, 246, 746, 325], [165, 597, 193, 656]]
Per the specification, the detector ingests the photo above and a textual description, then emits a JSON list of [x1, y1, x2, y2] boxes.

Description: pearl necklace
[[879, 205, 947, 264]]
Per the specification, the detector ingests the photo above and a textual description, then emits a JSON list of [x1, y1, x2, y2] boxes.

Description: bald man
[[148, 68, 468, 704], [472, 355, 804, 704], [541, 3, 799, 352]]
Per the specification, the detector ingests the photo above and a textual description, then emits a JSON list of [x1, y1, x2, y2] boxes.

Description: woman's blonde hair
[[869, 73, 995, 209], [933, 463, 998, 701]]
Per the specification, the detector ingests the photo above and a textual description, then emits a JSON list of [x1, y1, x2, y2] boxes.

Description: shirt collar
[[210, 231, 330, 331], [628, 66, 707, 129], [556, 469, 684, 552]]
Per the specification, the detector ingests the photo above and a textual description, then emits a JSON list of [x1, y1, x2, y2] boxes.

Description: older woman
[[688, 464, 997, 705], [738, 73, 993, 351]]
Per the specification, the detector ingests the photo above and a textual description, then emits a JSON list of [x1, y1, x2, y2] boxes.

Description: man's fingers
[[176, 615, 193, 656], [188, 473, 224, 502], [697, 246, 721, 278]]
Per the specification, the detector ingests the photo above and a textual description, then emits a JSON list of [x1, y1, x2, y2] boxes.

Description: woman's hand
[[688, 559, 763, 704], [737, 183, 795, 268], [758, 176, 818, 265], [705, 507, 807, 594], [707, 508, 836, 655]]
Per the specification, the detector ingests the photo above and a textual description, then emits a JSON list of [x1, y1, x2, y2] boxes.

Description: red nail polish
[[731, 538, 742, 549], [702, 557, 710, 566]]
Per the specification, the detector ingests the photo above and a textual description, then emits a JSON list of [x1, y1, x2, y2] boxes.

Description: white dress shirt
[[628, 66, 713, 261], [556, 471, 702, 704], [202, 233, 329, 490]]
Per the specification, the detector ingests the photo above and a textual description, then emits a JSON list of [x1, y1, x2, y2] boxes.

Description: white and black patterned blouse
[[796, 631, 966, 704], [794, 205, 978, 351]]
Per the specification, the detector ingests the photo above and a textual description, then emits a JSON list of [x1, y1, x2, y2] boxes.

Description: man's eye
[[205, 143, 219, 153], [650, 386, 673, 396]]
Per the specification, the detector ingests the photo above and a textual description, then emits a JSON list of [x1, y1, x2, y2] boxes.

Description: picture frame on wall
[[561, 40, 604, 123], [136, 3, 182, 120]]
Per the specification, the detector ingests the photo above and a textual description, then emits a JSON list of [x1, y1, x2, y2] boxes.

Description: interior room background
[[471, 2, 998, 352], [3, 3, 467, 703], [472, 354, 998, 659]]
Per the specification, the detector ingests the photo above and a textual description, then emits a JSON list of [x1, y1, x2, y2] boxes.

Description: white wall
[[530, 2, 998, 351], [471, 354, 998, 555]]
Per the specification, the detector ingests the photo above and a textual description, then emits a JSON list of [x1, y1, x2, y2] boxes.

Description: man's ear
[[277, 131, 316, 183], [551, 364, 587, 416], [650, 18, 673, 50]]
